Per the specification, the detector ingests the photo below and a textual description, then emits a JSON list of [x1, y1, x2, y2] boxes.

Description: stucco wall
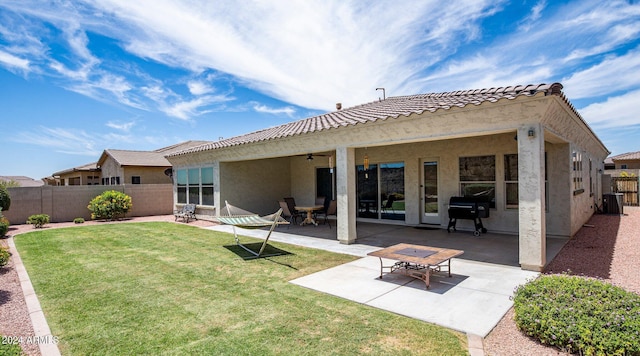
[[3, 184, 173, 224], [123, 166, 173, 185], [219, 157, 291, 215]]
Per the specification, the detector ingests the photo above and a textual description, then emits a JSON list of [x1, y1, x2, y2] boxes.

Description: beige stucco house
[[51, 162, 101, 186], [97, 141, 209, 185], [166, 83, 609, 271]]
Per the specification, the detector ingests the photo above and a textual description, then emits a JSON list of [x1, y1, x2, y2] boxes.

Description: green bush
[[513, 274, 640, 355], [74, 217, 85, 224], [0, 209, 8, 237], [26, 214, 50, 228], [0, 185, 10, 212], [87, 190, 132, 221], [0, 246, 10, 268], [0, 339, 23, 356], [0, 221, 7, 237]]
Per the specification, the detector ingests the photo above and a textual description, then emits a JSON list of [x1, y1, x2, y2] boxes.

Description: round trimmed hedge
[[513, 274, 640, 355]]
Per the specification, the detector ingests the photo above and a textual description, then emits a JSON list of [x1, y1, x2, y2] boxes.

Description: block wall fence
[[3, 184, 174, 224]]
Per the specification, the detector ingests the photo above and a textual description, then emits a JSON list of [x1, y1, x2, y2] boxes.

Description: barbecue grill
[[447, 196, 490, 236]]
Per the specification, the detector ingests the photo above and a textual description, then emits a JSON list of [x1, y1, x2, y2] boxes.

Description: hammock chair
[[217, 201, 290, 258]]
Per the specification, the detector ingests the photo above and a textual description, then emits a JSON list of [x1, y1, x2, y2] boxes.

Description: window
[[503, 154, 548, 209], [459, 156, 495, 208], [621, 164, 628, 169], [176, 167, 215, 206], [572, 151, 584, 194], [504, 154, 519, 209], [201, 167, 214, 206], [131, 176, 141, 184]]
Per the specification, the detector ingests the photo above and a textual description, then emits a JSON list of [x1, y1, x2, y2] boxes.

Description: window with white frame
[[176, 167, 214, 205], [459, 155, 495, 208]]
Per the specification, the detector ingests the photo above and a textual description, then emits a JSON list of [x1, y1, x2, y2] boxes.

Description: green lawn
[[15, 223, 467, 355]]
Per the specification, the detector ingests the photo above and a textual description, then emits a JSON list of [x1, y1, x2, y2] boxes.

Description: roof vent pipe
[[336, 103, 342, 110]]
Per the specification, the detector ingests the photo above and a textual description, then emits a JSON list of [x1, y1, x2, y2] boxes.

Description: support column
[[518, 124, 546, 271], [212, 162, 221, 216], [336, 146, 357, 244]]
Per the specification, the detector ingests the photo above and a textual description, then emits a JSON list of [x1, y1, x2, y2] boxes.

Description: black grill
[[447, 196, 489, 236]]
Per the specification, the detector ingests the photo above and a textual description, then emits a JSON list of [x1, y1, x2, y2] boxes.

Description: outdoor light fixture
[[528, 128, 535, 137], [306, 153, 313, 161]]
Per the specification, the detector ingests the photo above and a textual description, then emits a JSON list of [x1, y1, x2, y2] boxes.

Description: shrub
[[0, 185, 10, 212], [0, 246, 10, 268], [0, 221, 7, 237], [26, 214, 50, 228], [0, 209, 8, 237], [87, 190, 132, 221], [513, 274, 640, 355], [74, 217, 85, 224]]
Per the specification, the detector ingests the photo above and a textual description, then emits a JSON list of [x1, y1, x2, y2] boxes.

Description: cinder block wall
[[3, 184, 173, 224]]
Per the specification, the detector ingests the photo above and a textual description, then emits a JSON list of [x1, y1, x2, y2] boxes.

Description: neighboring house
[[0, 175, 44, 187], [166, 83, 609, 272], [604, 151, 640, 177], [98, 141, 210, 185], [609, 151, 640, 170], [51, 162, 101, 186]]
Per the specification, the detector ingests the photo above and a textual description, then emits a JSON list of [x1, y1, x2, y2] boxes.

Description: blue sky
[[1, 0, 639, 179]]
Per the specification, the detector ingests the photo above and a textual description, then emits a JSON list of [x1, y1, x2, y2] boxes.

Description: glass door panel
[[422, 160, 439, 224]]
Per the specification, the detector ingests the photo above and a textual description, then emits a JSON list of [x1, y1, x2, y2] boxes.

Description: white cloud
[[563, 48, 640, 99], [11, 127, 102, 156], [0, 50, 29, 70], [106, 120, 136, 131], [187, 80, 213, 95], [252, 103, 295, 117], [579, 89, 640, 129]]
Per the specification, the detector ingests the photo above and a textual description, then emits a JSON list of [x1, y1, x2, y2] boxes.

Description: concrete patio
[[208, 221, 568, 338]]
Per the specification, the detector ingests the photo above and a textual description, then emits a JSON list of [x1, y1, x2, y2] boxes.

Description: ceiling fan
[[297, 153, 331, 161]]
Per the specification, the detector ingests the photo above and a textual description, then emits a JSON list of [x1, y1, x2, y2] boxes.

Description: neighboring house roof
[[609, 151, 640, 161], [168, 83, 578, 157], [52, 162, 100, 176], [0, 175, 44, 187], [98, 140, 211, 167]]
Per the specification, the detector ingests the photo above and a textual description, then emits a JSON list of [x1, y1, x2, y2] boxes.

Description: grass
[[15, 222, 467, 355]]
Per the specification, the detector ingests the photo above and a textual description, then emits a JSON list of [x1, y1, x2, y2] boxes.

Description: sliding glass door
[[356, 162, 405, 221]]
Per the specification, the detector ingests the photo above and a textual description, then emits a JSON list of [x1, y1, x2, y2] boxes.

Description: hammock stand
[[217, 201, 290, 258]]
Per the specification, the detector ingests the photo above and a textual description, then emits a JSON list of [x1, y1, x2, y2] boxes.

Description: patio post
[[517, 124, 546, 271], [336, 146, 357, 244]]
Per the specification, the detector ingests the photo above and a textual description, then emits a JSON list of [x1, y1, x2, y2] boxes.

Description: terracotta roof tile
[[610, 151, 640, 161], [168, 83, 566, 157]]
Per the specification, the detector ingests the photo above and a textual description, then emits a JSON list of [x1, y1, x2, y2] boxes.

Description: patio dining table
[[295, 205, 324, 226], [367, 243, 464, 289]]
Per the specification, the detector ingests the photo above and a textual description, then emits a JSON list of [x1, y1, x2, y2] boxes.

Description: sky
[[1, 0, 640, 180]]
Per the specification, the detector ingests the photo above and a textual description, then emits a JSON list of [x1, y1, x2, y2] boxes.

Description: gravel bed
[[1, 209, 638, 355]]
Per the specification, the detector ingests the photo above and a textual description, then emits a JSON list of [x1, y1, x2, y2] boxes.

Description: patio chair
[[315, 200, 337, 228], [283, 197, 305, 224], [217, 201, 289, 259], [278, 201, 295, 227], [174, 203, 197, 223]]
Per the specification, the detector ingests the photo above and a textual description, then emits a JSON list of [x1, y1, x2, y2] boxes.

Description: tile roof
[[168, 83, 569, 157], [52, 162, 99, 176], [100, 141, 211, 167], [610, 151, 640, 161], [0, 176, 44, 187]]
